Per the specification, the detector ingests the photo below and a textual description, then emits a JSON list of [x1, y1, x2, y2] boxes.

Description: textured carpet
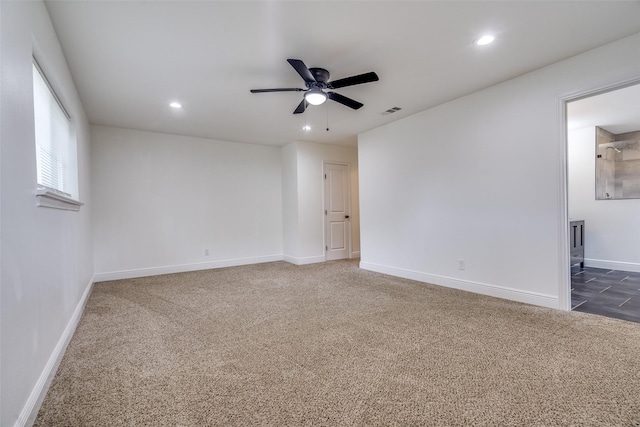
[[35, 260, 640, 426]]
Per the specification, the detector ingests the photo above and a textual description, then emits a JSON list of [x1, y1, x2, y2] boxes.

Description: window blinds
[[33, 61, 72, 197]]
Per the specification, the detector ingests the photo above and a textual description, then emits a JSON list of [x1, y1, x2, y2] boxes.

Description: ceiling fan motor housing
[[309, 68, 330, 86]]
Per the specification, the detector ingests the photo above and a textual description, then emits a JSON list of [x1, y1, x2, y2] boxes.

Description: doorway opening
[[565, 81, 640, 323]]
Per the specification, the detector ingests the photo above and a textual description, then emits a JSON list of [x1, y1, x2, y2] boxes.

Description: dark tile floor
[[571, 266, 640, 323]]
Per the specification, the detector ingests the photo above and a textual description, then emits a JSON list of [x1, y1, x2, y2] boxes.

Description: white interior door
[[324, 163, 350, 261]]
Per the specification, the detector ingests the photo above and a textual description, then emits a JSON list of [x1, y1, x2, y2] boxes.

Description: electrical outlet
[[204, 249, 209, 256], [458, 259, 465, 270]]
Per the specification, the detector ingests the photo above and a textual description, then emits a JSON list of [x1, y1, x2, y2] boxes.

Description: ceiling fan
[[250, 59, 379, 114]]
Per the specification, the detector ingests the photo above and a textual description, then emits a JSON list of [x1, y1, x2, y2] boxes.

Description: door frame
[[323, 161, 352, 260], [559, 76, 640, 311]]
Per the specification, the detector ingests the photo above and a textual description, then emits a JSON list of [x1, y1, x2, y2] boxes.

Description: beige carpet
[[35, 260, 640, 426]]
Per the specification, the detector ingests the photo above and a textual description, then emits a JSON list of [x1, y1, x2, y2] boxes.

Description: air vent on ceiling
[[381, 106, 402, 115]]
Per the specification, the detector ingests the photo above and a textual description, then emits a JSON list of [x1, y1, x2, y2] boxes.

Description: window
[[32, 59, 82, 210]]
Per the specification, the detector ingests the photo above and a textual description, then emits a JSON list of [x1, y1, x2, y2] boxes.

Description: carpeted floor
[[35, 260, 640, 426]]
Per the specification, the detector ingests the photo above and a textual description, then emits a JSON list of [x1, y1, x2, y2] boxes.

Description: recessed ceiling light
[[169, 102, 182, 109], [475, 35, 495, 46], [302, 125, 311, 131]]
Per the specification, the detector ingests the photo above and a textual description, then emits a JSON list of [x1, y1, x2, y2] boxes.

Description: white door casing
[[324, 163, 350, 261]]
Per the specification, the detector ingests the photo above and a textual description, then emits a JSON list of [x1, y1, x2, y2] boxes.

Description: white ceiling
[[45, 1, 640, 147], [567, 82, 640, 135]]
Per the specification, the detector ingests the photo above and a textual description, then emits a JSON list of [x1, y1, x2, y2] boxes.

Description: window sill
[[36, 188, 84, 211]]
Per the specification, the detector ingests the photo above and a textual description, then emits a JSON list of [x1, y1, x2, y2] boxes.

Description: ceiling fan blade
[[327, 92, 363, 110], [250, 88, 305, 93], [287, 59, 316, 84], [328, 72, 379, 89], [293, 99, 308, 114]]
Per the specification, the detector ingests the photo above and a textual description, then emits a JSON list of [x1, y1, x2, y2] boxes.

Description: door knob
[[345, 215, 350, 219]]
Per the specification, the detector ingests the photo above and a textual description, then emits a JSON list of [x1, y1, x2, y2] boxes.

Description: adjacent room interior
[[2, 1, 640, 426], [567, 83, 640, 322]]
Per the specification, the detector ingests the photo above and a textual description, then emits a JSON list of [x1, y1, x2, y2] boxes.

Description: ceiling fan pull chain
[[326, 102, 330, 132]]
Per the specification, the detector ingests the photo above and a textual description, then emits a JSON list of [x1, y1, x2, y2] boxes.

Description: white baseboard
[[359, 261, 559, 309], [283, 254, 326, 265], [94, 255, 284, 282], [584, 258, 640, 273], [18, 276, 95, 427]]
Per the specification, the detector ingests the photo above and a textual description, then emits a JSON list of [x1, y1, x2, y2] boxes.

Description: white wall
[[297, 141, 360, 261], [281, 142, 299, 259], [568, 126, 640, 272], [0, 2, 93, 425], [91, 126, 283, 279], [281, 141, 360, 264], [358, 32, 640, 310]]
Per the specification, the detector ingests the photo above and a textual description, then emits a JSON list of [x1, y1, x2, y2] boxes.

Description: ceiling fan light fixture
[[305, 88, 327, 106]]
